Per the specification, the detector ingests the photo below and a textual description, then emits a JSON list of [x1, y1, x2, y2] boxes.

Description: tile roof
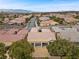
[[52, 26, 79, 42], [39, 16, 50, 21], [0, 28, 28, 42], [27, 28, 56, 42]]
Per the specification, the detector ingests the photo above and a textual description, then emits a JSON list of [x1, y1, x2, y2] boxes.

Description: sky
[[0, 0, 79, 12]]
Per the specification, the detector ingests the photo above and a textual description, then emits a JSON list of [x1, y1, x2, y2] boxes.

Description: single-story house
[[8, 17, 26, 25], [39, 16, 50, 21], [40, 20, 59, 27], [52, 26, 79, 42], [0, 28, 28, 46], [27, 27, 56, 47]]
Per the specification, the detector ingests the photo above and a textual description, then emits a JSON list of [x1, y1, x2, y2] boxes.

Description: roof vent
[[14, 31, 17, 34], [38, 29, 42, 32]]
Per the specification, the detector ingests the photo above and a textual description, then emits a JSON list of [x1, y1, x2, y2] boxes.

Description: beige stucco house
[[27, 27, 56, 47]]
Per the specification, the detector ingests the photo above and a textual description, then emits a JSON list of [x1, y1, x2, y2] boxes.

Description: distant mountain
[[0, 9, 79, 13], [0, 9, 32, 13]]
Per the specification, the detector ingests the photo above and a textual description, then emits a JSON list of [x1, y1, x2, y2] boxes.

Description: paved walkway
[[32, 47, 50, 57]]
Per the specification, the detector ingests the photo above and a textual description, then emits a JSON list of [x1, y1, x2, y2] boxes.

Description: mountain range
[[0, 9, 32, 13], [0, 9, 79, 13]]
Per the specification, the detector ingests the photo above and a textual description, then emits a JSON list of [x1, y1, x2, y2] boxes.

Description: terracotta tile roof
[[9, 17, 26, 24], [3, 18, 9, 23], [27, 28, 56, 42], [0, 28, 28, 42], [40, 20, 58, 26], [17, 28, 28, 35], [6, 28, 19, 34], [39, 16, 50, 21]]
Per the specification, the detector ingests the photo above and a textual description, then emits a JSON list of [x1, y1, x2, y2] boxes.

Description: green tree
[[0, 43, 6, 59], [50, 16, 64, 24], [74, 16, 79, 19], [0, 14, 5, 21], [50, 16, 57, 19], [66, 44, 79, 59], [9, 40, 34, 59], [47, 38, 79, 59], [0, 21, 3, 25]]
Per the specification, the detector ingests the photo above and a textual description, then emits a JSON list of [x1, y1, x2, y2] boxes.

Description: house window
[[42, 43, 48, 46], [35, 43, 41, 46]]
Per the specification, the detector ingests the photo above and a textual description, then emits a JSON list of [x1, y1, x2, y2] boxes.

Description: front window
[[35, 43, 41, 46], [42, 43, 48, 46]]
